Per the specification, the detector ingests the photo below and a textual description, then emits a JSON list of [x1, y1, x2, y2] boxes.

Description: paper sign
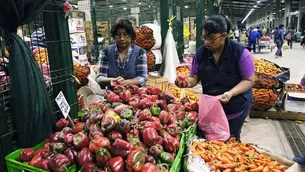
[[55, 91, 70, 118]]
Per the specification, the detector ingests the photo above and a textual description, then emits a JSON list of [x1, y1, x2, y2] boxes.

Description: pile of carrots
[[251, 88, 278, 110], [254, 59, 282, 76], [189, 138, 288, 172], [34, 48, 49, 65]]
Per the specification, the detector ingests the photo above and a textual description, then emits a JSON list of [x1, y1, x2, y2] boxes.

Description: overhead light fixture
[[254, 5, 257, 8], [273, 12, 276, 14], [123, 7, 127, 10], [241, 9, 254, 23], [184, 5, 189, 8], [138, 2, 141, 5], [281, 0, 284, 2], [148, 5, 151, 8], [282, 8, 285, 10], [109, 5, 113, 8], [279, 10, 281, 12], [257, 1, 260, 3]]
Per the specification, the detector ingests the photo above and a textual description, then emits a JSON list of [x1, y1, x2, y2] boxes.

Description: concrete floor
[[241, 43, 305, 171]]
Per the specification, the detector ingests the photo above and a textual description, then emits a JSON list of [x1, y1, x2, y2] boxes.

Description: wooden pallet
[[250, 109, 305, 121]]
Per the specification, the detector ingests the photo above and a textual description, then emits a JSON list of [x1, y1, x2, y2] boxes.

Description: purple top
[[191, 49, 255, 120]]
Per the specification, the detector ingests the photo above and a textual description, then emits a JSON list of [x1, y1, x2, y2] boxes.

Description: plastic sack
[[283, 42, 289, 50], [161, 28, 180, 83], [198, 94, 230, 142]]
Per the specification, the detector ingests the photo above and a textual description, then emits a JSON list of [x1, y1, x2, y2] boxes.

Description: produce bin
[[5, 142, 76, 172], [170, 124, 197, 172], [146, 75, 168, 93]]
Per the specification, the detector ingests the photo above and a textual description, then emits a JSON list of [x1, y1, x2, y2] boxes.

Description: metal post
[[196, 0, 205, 49], [90, 0, 99, 62], [208, 0, 215, 16], [160, 0, 169, 50], [275, 0, 280, 26]]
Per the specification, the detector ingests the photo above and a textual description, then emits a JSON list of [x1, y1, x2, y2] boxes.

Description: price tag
[[55, 91, 70, 118]]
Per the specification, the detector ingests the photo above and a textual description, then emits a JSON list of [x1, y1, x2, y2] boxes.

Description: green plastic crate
[[170, 124, 197, 172], [5, 142, 76, 172]]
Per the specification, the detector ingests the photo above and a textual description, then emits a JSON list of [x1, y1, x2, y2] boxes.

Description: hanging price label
[[55, 91, 70, 118]]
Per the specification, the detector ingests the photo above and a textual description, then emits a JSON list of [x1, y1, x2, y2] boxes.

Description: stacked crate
[[96, 21, 110, 46], [85, 21, 94, 59]]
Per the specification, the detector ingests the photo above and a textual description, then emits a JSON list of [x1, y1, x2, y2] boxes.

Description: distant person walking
[[248, 27, 261, 53], [30, 24, 47, 51], [274, 24, 285, 58], [234, 28, 240, 42], [285, 27, 294, 49]]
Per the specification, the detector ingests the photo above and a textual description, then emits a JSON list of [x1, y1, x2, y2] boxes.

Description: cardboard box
[[68, 18, 84, 33], [283, 92, 305, 113], [70, 33, 87, 47]]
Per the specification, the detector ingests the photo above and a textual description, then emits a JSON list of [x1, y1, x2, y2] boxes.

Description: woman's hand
[[110, 76, 125, 86], [219, 91, 233, 104]]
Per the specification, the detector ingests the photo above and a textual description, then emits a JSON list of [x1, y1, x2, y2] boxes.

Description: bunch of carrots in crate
[[189, 138, 288, 172]]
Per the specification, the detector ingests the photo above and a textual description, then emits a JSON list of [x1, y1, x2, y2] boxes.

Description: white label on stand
[[55, 91, 70, 118]]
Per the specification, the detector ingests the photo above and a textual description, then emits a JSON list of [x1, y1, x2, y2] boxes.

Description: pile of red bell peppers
[[16, 84, 198, 172]]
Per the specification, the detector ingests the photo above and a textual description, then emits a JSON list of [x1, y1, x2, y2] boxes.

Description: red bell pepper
[[190, 102, 198, 111], [50, 142, 67, 154], [138, 87, 148, 95], [56, 118, 70, 131], [105, 94, 121, 103], [157, 100, 169, 112], [89, 109, 104, 124], [166, 124, 179, 137], [139, 121, 156, 130], [184, 102, 193, 112], [115, 119, 131, 134], [111, 138, 132, 158], [113, 85, 125, 95], [158, 91, 167, 100], [163, 136, 180, 153], [141, 163, 159, 172], [18, 148, 35, 162], [158, 110, 170, 124], [129, 97, 140, 109], [138, 109, 152, 121], [120, 90, 132, 103], [96, 148, 112, 167], [89, 130, 104, 141], [126, 150, 145, 172], [126, 129, 139, 142], [165, 94, 175, 104], [126, 85, 139, 94], [72, 122, 85, 134], [63, 133, 74, 147], [89, 135, 111, 153], [48, 154, 71, 172], [30, 154, 49, 170], [50, 132, 61, 142], [186, 111, 198, 124], [148, 144, 163, 158], [77, 148, 94, 166], [89, 123, 102, 133], [174, 111, 185, 121], [64, 148, 77, 164], [139, 98, 153, 109], [114, 104, 129, 114], [120, 108, 133, 120], [80, 162, 99, 172], [142, 128, 162, 147], [107, 130, 123, 143], [147, 87, 161, 95], [78, 109, 90, 122], [101, 117, 116, 133], [106, 156, 124, 172], [145, 155, 156, 165], [73, 132, 89, 150]]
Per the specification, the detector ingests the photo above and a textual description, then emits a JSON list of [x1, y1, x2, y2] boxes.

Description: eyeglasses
[[201, 34, 223, 42], [114, 33, 131, 39]]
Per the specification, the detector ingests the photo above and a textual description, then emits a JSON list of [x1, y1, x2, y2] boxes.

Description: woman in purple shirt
[[177, 15, 255, 140]]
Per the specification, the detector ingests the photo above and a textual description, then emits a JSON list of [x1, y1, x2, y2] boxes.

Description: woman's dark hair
[[202, 15, 232, 35], [279, 24, 284, 29], [111, 18, 136, 40]]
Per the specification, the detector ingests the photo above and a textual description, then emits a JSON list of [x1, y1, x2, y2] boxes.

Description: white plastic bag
[[151, 49, 162, 65], [162, 28, 180, 84]]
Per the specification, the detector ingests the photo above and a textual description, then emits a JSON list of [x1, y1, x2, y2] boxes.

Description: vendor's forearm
[[98, 77, 115, 87], [229, 79, 254, 96], [125, 78, 141, 86]]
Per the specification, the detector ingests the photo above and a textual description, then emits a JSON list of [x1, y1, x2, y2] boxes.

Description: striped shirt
[[30, 28, 47, 50], [96, 44, 148, 86]]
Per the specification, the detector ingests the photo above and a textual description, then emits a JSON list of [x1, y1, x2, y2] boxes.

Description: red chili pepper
[[89, 135, 111, 153], [106, 156, 124, 172], [142, 128, 162, 147], [126, 150, 145, 172]]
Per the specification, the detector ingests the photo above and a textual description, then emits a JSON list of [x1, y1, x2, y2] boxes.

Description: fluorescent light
[[254, 5, 257, 8], [281, 0, 284, 2], [109, 5, 113, 8], [184, 5, 189, 8], [279, 10, 281, 12], [282, 8, 285, 10], [123, 7, 127, 10], [242, 9, 254, 23], [138, 2, 141, 5], [273, 12, 276, 14], [257, 1, 261, 3], [148, 5, 151, 8]]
